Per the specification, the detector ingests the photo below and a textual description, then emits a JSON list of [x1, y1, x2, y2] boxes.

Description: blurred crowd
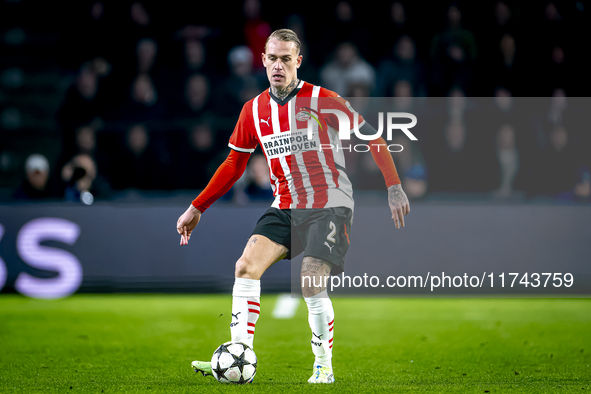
[[10, 0, 590, 203]]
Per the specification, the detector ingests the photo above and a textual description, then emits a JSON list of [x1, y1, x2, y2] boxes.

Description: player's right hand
[[177, 205, 202, 246]]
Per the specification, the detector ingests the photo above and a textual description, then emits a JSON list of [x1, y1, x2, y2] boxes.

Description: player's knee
[[235, 256, 256, 279]]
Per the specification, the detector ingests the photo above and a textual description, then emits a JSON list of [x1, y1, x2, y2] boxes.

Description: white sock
[[304, 290, 334, 368], [231, 277, 261, 349]]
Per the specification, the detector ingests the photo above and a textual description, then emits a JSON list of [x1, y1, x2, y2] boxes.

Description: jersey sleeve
[[319, 88, 365, 134], [228, 102, 258, 153], [191, 149, 251, 213]]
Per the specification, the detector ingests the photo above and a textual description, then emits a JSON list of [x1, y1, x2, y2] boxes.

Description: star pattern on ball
[[212, 344, 230, 377], [211, 342, 257, 384], [231, 351, 248, 370]]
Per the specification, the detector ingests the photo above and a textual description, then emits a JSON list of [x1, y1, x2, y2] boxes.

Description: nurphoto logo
[[303, 100, 418, 153]]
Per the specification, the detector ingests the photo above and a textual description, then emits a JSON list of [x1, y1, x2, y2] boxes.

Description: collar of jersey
[[268, 80, 305, 106]]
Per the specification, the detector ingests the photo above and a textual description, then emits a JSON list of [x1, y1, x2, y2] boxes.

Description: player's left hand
[[388, 184, 410, 229]]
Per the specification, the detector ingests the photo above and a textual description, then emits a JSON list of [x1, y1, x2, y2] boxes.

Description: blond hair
[[264, 29, 301, 55]]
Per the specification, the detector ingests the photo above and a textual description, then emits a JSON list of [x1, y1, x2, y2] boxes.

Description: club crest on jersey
[[297, 107, 325, 131], [295, 110, 311, 121]]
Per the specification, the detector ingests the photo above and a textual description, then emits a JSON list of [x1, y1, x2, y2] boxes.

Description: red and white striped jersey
[[228, 80, 365, 210]]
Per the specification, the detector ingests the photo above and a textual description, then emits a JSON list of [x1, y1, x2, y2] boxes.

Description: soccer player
[[177, 29, 410, 384]]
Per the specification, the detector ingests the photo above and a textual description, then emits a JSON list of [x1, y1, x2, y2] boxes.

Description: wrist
[[190, 202, 203, 214]]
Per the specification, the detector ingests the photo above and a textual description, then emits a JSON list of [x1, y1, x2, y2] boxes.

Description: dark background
[[1, 0, 589, 203]]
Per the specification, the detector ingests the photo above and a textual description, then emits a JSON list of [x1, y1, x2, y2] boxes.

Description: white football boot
[[308, 364, 335, 383]]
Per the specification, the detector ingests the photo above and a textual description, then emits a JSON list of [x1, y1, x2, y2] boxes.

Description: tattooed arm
[[388, 184, 410, 229], [360, 128, 410, 229]]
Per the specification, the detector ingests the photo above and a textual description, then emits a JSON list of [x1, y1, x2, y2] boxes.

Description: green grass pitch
[[0, 295, 590, 393]]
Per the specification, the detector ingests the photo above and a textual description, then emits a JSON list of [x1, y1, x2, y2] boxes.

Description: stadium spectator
[[447, 86, 467, 122], [242, 0, 272, 70], [391, 134, 428, 200], [91, 3, 105, 22], [483, 1, 518, 54], [500, 33, 516, 71], [425, 88, 497, 193], [528, 2, 573, 94], [486, 33, 524, 95], [179, 37, 220, 82], [389, 2, 410, 38], [13, 154, 54, 200], [127, 1, 155, 43], [133, 37, 176, 104], [57, 62, 110, 179], [544, 45, 570, 95], [320, 42, 375, 96], [229, 154, 274, 206], [135, 38, 157, 75], [59, 123, 94, 170], [184, 39, 207, 74], [117, 74, 166, 122], [494, 0, 513, 29], [219, 45, 265, 119], [174, 122, 220, 190], [57, 62, 103, 130], [167, 37, 220, 118], [532, 88, 568, 151], [284, 14, 317, 84], [494, 124, 520, 198], [391, 2, 407, 28], [392, 80, 415, 112], [74, 125, 96, 156], [130, 1, 150, 26], [430, 4, 477, 95], [548, 88, 567, 124], [489, 87, 519, 135], [108, 124, 174, 190], [173, 73, 212, 120], [369, 2, 414, 64], [574, 167, 591, 201], [314, 1, 370, 62], [243, 154, 274, 201], [539, 2, 567, 45], [375, 35, 426, 96], [445, 119, 467, 154], [334, 1, 354, 38], [429, 119, 476, 193], [60, 153, 110, 201], [533, 125, 583, 199]]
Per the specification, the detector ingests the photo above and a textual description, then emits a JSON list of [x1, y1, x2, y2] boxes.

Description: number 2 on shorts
[[327, 221, 336, 243]]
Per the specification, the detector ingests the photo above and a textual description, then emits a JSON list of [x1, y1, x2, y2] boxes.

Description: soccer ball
[[210, 341, 257, 384]]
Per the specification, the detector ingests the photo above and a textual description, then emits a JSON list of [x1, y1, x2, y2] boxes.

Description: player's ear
[[296, 54, 303, 68], [261, 52, 266, 66]]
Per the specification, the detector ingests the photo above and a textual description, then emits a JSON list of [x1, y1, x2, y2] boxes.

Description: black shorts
[[250, 207, 353, 274]]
